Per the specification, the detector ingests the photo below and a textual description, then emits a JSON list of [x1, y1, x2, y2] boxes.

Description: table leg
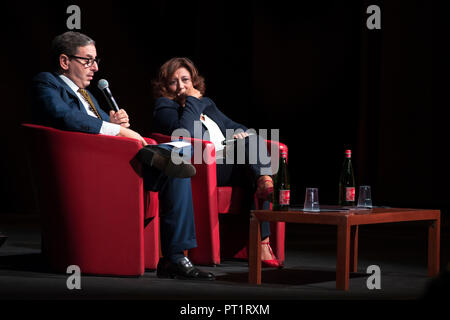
[[428, 218, 440, 277], [350, 225, 359, 273], [336, 220, 350, 290], [249, 214, 262, 285]]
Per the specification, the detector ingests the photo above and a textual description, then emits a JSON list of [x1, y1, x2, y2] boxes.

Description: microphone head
[[97, 79, 109, 90]]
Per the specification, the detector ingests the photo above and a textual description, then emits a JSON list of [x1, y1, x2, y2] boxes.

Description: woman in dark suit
[[152, 57, 279, 267]]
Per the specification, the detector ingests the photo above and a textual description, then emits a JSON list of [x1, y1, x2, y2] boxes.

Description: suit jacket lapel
[[52, 72, 87, 113], [51, 72, 109, 120]]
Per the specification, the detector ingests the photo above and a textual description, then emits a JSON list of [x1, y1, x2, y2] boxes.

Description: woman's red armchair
[[151, 133, 286, 265], [23, 124, 159, 276]]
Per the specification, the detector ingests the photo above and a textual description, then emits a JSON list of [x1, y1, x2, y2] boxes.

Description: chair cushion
[[217, 186, 245, 214]]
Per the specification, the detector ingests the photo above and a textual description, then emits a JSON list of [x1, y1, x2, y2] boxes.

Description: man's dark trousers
[[143, 144, 197, 259]]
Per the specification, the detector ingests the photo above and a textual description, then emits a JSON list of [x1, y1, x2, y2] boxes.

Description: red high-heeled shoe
[[261, 241, 282, 268]]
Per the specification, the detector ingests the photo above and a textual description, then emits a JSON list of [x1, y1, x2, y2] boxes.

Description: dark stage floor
[[1, 213, 449, 305]]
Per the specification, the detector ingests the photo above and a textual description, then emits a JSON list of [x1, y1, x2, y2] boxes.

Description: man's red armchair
[[151, 133, 286, 265], [23, 124, 159, 276]]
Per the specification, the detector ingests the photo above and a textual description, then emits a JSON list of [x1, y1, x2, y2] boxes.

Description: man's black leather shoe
[[137, 145, 196, 178], [157, 257, 215, 281]]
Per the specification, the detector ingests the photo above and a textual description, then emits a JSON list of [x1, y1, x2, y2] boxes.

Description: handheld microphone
[[97, 79, 120, 112]]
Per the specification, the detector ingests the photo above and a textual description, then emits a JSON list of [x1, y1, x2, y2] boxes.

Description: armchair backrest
[[22, 123, 158, 275]]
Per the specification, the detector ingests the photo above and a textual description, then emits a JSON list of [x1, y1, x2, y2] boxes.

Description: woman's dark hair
[[152, 57, 205, 98], [51, 31, 95, 72]]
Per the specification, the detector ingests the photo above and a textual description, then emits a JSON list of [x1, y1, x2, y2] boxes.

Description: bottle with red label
[[273, 147, 290, 211], [339, 149, 355, 206]]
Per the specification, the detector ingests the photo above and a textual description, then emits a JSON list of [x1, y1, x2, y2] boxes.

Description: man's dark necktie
[[78, 88, 102, 120]]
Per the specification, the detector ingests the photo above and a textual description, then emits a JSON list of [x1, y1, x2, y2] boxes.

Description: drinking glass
[[304, 188, 320, 212], [357, 185, 373, 208]]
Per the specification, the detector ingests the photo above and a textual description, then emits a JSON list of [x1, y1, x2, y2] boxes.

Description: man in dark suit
[[31, 31, 214, 281]]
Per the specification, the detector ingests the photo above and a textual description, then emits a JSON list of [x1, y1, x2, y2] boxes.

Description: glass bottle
[[339, 149, 355, 206], [273, 147, 290, 211]]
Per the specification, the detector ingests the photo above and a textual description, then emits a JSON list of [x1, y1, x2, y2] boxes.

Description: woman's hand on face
[[185, 86, 202, 99]]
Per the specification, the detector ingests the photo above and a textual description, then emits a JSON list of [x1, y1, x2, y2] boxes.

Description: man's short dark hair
[[51, 31, 95, 72]]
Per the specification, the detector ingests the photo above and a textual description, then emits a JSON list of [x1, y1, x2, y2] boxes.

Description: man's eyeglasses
[[68, 55, 100, 67]]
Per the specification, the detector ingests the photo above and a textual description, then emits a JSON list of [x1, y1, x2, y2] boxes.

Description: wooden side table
[[248, 208, 440, 290]]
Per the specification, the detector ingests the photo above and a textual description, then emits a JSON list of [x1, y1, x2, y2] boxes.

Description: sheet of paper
[[162, 141, 191, 148]]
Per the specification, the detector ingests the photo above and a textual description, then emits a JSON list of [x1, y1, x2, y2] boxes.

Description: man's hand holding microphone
[[98, 79, 147, 146]]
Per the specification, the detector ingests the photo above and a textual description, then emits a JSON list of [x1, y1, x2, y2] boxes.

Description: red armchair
[[23, 124, 159, 276], [151, 133, 286, 265]]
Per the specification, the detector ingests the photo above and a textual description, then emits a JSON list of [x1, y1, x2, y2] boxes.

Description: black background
[[0, 1, 445, 226]]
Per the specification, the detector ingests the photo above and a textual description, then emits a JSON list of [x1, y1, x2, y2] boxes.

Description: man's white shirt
[[59, 75, 120, 136]]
